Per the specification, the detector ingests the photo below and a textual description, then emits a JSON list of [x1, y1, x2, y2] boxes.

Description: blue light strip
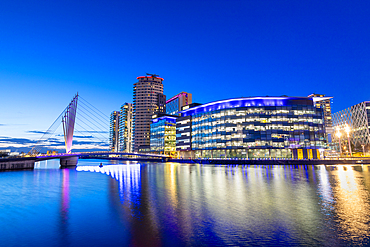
[[152, 116, 178, 123], [179, 97, 313, 117]]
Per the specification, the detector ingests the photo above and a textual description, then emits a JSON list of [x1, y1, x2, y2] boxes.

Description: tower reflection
[[77, 163, 161, 246], [59, 168, 71, 246], [333, 165, 370, 243]]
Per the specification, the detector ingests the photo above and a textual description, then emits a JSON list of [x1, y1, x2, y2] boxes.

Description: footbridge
[[37, 151, 169, 166], [1, 151, 169, 170]]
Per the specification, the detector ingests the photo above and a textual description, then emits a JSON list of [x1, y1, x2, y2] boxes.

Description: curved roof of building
[[179, 96, 313, 116]]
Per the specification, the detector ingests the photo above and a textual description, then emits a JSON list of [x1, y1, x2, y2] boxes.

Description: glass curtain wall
[[189, 105, 324, 158]]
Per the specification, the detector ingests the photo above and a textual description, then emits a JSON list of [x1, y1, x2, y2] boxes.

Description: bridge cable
[[74, 122, 109, 146], [74, 114, 108, 141], [73, 129, 109, 150], [63, 109, 108, 142], [29, 106, 68, 154], [79, 96, 109, 120], [80, 101, 109, 125], [76, 105, 109, 133]]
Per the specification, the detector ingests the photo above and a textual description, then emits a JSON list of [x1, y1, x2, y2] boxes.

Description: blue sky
[[1, 0, 370, 151]]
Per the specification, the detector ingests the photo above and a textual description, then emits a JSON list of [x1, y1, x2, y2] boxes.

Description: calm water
[[1, 160, 370, 246]]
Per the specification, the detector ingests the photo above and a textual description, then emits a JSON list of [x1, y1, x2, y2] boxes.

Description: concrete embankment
[[170, 158, 370, 165], [79, 156, 169, 163], [0, 157, 36, 171]]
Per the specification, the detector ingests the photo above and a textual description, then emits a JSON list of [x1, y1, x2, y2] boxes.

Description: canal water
[[1, 159, 370, 247]]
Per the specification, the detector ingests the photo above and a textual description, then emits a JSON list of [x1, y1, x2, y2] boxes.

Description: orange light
[[137, 76, 164, 80]]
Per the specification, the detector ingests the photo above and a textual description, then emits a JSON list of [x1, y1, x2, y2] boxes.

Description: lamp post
[[362, 144, 365, 157], [335, 129, 342, 157], [345, 124, 352, 157]]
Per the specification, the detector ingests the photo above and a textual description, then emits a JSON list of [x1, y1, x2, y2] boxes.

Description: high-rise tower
[[133, 74, 165, 152], [109, 110, 120, 152], [119, 103, 133, 152]]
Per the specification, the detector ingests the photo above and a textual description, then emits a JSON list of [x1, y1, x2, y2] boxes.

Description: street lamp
[[362, 144, 365, 157], [335, 129, 342, 157], [344, 124, 352, 157]]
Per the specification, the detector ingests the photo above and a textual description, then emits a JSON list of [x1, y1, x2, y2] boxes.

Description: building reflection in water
[[77, 163, 161, 246], [76, 163, 370, 246], [333, 165, 370, 243], [59, 168, 71, 246], [61, 169, 70, 221], [77, 164, 141, 206]]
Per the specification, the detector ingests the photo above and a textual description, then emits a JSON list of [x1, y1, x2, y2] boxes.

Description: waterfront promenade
[[1, 155, 370, 171], [172, 157, 370, 165]]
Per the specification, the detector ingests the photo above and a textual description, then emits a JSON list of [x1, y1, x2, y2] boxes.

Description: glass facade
[[119, 103, 133, 152], [166, 92, 192, 116], [176, 116, 192, 151], [179, 97, 325, 158], [150, 116, 177, 155], [166, 98, 179, 115], [109, 111, 120, 152], [332, 101, 370, 149]]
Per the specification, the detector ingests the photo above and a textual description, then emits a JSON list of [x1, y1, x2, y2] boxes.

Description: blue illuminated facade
[[150, 116, 178, 154], [178, 97, 325, 159]]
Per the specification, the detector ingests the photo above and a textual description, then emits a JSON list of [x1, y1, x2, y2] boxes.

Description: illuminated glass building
[[308, 93, 334, 144], [178, 97, 325, 159], [133, 74, 165, 152], [119, 103, 133, 152], [150, 115, 177, 155], [332, 101, 370, 152], [166, 92, 192, 116], [109, 110, 120, 152]]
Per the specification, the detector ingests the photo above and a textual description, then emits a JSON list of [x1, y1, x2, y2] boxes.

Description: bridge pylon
[[62, 93, 78, 154]]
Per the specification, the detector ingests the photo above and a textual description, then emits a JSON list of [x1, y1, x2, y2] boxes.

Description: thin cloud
[[0, 137, 36, 145], [73, 135, 95, 139], [78, 130, 109, 134], [26, 130, 47, 134], [0, 135, 108, 152]]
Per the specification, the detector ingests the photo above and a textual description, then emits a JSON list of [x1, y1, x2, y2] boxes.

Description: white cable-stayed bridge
[[1, 94, 168, 170]]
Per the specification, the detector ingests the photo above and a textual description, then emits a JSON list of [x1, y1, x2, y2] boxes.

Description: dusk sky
[[1, 0, 370, 151]]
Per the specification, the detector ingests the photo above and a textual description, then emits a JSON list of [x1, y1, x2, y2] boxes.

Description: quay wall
[[0, 159, 35, 171], [170, 158, 370, 165]]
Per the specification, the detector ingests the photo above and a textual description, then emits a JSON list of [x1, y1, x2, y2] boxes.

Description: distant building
[[332, 101, 370, 151], [308, 94, 333, 136], [133, 74, 165, 152], [166, 92, 192, 116], [150, 115, 178, 155], [119, 103, 133, 152], [0, 149, 11, 157], [109, 111, 120, 152]]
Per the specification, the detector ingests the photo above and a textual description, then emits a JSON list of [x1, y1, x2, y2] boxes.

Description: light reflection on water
[[1, 160, 370, 246], [333, 165, 370, 243]]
